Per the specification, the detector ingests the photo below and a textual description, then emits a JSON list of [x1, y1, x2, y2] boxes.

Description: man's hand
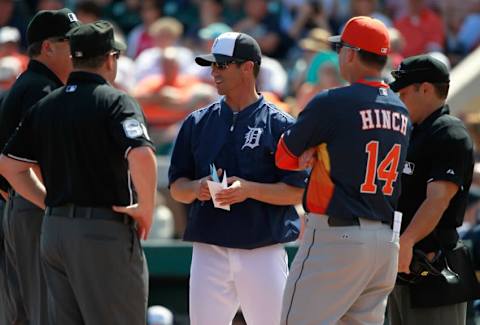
[[195, 168, 222, 201], [298, 147, 317, 169], [398, 236, 415, 273], [216, 176, 251, 205], [112, 203, 153, 240]]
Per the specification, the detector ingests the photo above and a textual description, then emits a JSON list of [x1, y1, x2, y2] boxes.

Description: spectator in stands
[[112, 27, 136, 92], [394, 0, 445, 57], [126, 0, 163, 58], [290, 27, 332, 93], [133, 17, 195, 83], [0, 26, 27, 70], [295, 51, 342, 112], [234, 0, 291, 59], [75, 1, 102, 24], [0, 55, 22, 95], [133, 46, 212, 129], [36, 0, 64, 10], [282, 0, 330, 41], [456, 4, 480, 54], [103, 0, 142, 35], [0, 0, 29, 48], [348, 0, 393, 27]]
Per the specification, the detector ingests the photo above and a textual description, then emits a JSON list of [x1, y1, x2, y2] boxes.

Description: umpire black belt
[[45, 204, 132, 225]]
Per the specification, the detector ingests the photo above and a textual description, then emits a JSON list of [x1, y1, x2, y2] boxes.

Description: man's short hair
[[357, 50, 387, 70], [72, 55, 108, 70], [27, 41, 43, 58]]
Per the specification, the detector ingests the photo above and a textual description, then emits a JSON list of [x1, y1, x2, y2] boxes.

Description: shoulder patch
[[122, 119, 143, 138]]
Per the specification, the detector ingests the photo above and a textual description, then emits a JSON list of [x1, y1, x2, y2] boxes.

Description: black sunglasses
[[109, 51, 120, 60], [211, 60, 247, 70], [333, 42, 361, 54], [391, 68, 432, 79]]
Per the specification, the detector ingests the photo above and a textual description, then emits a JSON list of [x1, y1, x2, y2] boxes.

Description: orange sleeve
[[275, 135, 300, 170]]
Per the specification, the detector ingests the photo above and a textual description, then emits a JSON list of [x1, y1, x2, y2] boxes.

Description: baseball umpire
[[0, 20, 156, 324], [0, 8, 79, 324], [169, 32, 307, 325], [387, 55, 480, 324], [276, 16, 411, 325]]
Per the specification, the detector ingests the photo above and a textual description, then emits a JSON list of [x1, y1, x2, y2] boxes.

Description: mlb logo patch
[[403, 161, 415, 175], [66, 85, 77, 93]]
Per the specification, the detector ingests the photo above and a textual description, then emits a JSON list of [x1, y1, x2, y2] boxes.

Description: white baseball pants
[[189, 242, 289, 325]]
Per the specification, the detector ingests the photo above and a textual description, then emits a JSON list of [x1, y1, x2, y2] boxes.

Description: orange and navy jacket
[[276, 80, 411, 223]]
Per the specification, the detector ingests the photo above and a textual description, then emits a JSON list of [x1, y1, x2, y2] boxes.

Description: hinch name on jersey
[[359, 109, 408, 135]]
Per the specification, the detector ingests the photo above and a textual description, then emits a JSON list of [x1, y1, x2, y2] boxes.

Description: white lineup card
[[391, 211, 402, 242]]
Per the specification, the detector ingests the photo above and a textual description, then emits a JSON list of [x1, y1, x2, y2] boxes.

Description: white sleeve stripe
[[7, 154, 38, 164], [124, 146, 132, 159]]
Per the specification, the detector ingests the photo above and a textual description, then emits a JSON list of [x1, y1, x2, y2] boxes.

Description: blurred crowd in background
[[2, 0, 480, 242]]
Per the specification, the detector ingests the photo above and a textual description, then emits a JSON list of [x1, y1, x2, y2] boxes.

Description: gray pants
[[41, 211, 149, 325], [3, 194, 42, 324], [388, 285, 467, 325], [0, 199, 11, 324], [281, 213, 398, 325]]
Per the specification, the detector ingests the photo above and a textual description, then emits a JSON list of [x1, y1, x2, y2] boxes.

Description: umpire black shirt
[[398, 105, 474, 252], [0, 60, 63, 192], [3, 71, 155, 207]]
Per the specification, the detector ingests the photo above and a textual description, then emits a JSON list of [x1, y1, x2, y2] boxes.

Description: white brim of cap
[[328, 35, 341, 43]]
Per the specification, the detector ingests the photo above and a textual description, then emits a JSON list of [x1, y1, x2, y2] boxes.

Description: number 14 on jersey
[[360, 141, 401, 196]]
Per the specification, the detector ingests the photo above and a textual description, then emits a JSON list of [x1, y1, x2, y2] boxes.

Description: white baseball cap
[[195, 32, 262, 66]]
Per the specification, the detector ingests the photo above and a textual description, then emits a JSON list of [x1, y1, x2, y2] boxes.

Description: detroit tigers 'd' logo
[[241, 126, 263, 150]]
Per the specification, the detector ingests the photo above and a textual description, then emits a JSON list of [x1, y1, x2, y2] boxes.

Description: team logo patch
[[446, 169, 455, 175], [65, 85, 77, 92], [403, 161, 415, 175], [241, 126, 263, 150], [122, 119, 144, 138], [68, 13, 78, 22]]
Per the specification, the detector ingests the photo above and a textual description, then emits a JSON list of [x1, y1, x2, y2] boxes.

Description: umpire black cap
[[195, 32, 262, 66], [27, 8, 80, 45], [67, 20, 126, 59], [390, 54, 450, 92]]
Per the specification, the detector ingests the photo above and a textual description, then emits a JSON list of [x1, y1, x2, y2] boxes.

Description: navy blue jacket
[[169, 96, 307, 249]]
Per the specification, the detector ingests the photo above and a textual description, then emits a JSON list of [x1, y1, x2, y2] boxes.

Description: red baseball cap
[[329, 16, 390, 56]]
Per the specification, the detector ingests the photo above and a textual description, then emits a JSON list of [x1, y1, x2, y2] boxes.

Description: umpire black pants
[[41, 206, 149, 325], [3, 193, 41, 324]]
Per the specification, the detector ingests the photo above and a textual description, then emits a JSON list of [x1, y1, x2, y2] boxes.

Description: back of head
[[27, 8, 80, 56], [68, 20, 126, 69]]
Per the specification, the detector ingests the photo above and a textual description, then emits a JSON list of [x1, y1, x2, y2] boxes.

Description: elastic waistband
[[46, 204, 132, 225], [306, 213, 389, 230]]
